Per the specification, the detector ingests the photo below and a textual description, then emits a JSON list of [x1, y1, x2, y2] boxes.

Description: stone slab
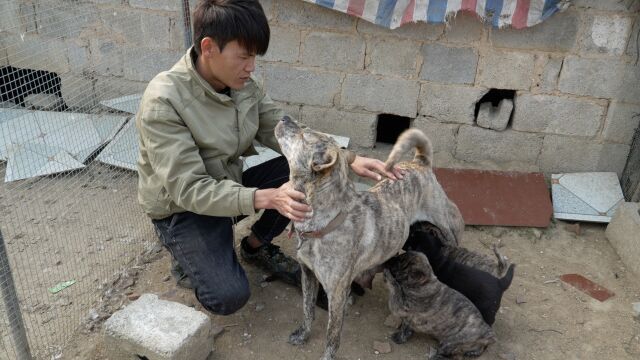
[[552, 172, 625, 223], [605, 202, 640, 277]]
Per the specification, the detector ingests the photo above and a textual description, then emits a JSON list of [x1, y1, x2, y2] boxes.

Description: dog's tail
[[493, 245, 511, 277], [499, 264, 516, 291], [384, 129, 433, 171]]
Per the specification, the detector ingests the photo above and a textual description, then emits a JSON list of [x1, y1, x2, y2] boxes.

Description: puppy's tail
[[384, 129, 433, 171], [499, 264, 516, 291], [493, 245, 510, 277]]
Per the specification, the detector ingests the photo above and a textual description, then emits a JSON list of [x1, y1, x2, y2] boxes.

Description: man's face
[[204, 39, 256, 91]]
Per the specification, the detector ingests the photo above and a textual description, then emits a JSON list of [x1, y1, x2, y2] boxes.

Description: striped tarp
[[302, 0, 571, 29]]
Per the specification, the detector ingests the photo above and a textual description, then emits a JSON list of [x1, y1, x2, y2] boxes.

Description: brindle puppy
[[274, 116, 464, 360], [407, 221, 510, 277], [384, 251, 495, 360], [405, 226, 515, 325]]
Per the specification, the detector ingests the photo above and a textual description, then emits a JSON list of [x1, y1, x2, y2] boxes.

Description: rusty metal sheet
[[433, 168, 552, 227]]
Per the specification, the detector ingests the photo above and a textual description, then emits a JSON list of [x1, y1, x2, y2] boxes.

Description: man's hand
[[254, 182, 312, 221], [350, 155, 404, 181]]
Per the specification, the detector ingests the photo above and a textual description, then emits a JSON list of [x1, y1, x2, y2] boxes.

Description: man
[[136, 0, 402, 315]]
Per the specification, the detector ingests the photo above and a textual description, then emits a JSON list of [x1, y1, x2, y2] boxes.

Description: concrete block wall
[[1, 0, 638, 175]]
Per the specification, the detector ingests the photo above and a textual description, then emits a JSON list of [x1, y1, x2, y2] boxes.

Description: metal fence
[[0, 1, 191, 358]]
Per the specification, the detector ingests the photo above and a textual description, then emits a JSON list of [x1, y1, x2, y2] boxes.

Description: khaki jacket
[[136, 48, 284, 219]]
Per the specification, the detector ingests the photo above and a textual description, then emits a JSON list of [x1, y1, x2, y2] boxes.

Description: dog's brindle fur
[[274, 117, 464, 360], [384, 252, 495, 359]]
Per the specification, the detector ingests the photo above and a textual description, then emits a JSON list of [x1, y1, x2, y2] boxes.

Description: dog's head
[[274, 116, 351, 198], [384, 251, 434, 290]]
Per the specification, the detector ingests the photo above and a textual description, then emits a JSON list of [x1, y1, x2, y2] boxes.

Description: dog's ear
[[312, 148, 338, 172], [409, 269, 429, 286]]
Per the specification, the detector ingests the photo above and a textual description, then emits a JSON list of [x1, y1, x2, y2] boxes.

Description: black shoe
[[170, 259, 193, 289], [240, 237, 301, 286]]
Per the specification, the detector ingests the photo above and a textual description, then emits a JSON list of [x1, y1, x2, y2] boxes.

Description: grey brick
[[275, 0, 355, 31], [412, 117, 459, 154], [259, 0, 275, 21], [60, 73, 96, 111], [341, 74, 420, 117], [476, 99, 513, 131], [418, 83, 487, 124], [264, 64, 341, 106], [301, 106, 377, 148], [129, 0, 181, 12], [602, 102, 640, 145], [477, 51, 535, 90], [19, 3, 37, 33], [0, 2, 21, 32], [625, 16, 639, 59], [580, 15, 633, 56], [573, 0, 640, 11], [35, 2, 98, 39], [90, 39, 124, 77], [456, 126, 542, 163], [558, 56, 640, 104], [99, 9, 172, 49], [366, 38, 420, 77], [302, 32, 365, 70], [123, 48, 182, 82], [534, 55, 563, 93], [67, 40, 90, 73], [170, 17, 188, 51], [539, 135, 630, 176], [357, 19, 443, 41], [441, 12, 485, 44], [489, 10, 578, 52], [6, 34, 70, 73], [274, 101, 301, 121], [262, 26, 300, 63], [140, 12, 172, 49], [420, 44, 478, 85], [513, 94, 605, 137]]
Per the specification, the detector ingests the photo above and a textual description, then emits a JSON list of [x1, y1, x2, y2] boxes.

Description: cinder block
[[90, 39, 124, 77], [60, 73, 96, 112], [66, 40, 90, 74], [264, 64, 341, 106], [0, 2, 20, 32], [559, 57, 640, 104], [477, 50, 534, 90], [259, 0, 275, 21], [357, 19, 443, 40], [35, 2, 98, 39], [302, 32, 364, 71], [626, 17, 639, 58], [366, 38, 420, 77], [274, 0, 355, 31], [418, 83, 487, 124], [301, 106, 377, 148], [580, 15, 633, 56], [441, 12, 484, 44], [534, 55, 563, 93], [341, 74, 420, 117], [573, 0, 640, 11], [512, 94, 604, 137], [489, 10, 578, 52], [602, 102, 640, 145], [19, 3, 37, 33], [420, 44, 478, 85], [456, 126, 542, 164], [24, 94, 66, 111], [170, 17, 187, 51], [6, 34, 71, 73], [123, 48, 182, 82], [606, 202, 640, 277], [104, 294, 212, 360], [412, 117, 459, 155], [129, 0, 181, 12], [140, 12, 173, 49], [274, 101, 301, 121], [538, 135, 630, 176], [262, 26, 301, 63], [476, 99, 513, 131]]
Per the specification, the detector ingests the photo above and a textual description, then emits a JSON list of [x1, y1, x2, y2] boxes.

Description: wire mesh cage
[[0, 1, 191, 358]]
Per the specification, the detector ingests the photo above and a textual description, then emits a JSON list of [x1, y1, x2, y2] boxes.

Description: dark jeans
[[152, 156, 291, 315]]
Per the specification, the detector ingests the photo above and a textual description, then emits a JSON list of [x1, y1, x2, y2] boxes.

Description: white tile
[[552, 172, 625, 223]]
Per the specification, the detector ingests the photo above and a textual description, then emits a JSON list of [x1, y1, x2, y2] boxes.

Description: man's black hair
[[193, 0, 270, 56]]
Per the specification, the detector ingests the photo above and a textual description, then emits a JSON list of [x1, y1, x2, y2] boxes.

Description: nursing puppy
[[275, 117, 464, 360], [384, 251, 495, 359], [405, 226, 515, 325], [408, 221, 510, 277]]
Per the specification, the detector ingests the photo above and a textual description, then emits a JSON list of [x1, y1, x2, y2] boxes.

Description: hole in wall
[[376, 114, 411, 144], [473, 88, 515, 119], [0, 65, 67, 110]]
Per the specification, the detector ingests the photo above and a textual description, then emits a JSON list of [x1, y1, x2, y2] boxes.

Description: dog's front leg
[[289, 263, 319, 345], [321, 281, 351, 360]]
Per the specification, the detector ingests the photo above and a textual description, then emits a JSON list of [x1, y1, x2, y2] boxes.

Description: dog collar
[[291, 210, 347, 240]]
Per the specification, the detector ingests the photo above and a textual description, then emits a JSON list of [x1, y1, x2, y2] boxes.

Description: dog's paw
[[390, 328, 413, 344], [288, 326, 309, 345]]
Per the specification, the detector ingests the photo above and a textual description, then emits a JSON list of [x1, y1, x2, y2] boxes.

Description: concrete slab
[[5, 142, 85, 182], [552, 172, 624, 223], [100, 93, 142, 114], [433, 168, 552, 227], [605, 202, 640, 276], [104, 293, 213, 360], [96, 119, 138, 171]]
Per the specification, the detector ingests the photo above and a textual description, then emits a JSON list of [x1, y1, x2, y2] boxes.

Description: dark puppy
[[408, 222, 509, 277], [405, 227, 515, 325], [384, 251, 495, 359]]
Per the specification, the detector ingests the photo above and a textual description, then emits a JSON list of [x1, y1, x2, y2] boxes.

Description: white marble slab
[[5, 142, 85, 182], [100, 94, 142, 114], [552, 172, 625, 223]]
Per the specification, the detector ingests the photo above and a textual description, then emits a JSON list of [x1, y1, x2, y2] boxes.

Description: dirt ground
[[2, 151, 640, 360], [63, 215, 640, 360]]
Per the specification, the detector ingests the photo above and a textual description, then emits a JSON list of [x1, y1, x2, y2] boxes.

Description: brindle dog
[[274, 116, 464, 360], [384, 251, 496, 359]]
